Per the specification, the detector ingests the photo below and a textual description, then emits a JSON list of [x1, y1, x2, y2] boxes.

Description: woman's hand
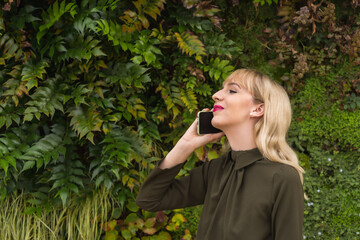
[[178, 118, 224, 152], [159, 110, 225, 169]]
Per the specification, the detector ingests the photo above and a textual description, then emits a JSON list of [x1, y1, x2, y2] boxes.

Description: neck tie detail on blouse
[[230, 147, 264, 170]]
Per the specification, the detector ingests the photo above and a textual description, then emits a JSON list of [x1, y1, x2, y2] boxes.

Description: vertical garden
[[0, 0, 359, 239]]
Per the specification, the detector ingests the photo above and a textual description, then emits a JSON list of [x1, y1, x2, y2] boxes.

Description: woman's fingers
[[209, 132, 225, 143], [182, 108, 224, 148]]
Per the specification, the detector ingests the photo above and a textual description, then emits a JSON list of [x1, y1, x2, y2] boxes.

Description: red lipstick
[[213, 105, 224, 112]]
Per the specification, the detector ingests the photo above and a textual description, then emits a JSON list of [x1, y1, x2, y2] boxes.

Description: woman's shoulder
[[254, 159, 300, 182]]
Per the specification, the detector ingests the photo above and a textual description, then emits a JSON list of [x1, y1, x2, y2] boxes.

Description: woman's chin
[[211, 119, 223, 130]]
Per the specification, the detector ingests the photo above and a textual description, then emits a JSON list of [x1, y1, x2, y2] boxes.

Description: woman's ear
[[250, 103, 264, 118]]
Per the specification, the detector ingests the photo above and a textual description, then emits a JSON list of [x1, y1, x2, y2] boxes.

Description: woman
[[136, 69, 304, 240]]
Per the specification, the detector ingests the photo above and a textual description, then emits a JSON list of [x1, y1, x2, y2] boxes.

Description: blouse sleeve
[[135, 160, 209, 212], [271, 165, 304, 240]]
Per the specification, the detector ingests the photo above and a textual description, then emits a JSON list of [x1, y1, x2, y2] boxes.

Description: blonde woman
[[136, 69, 304, 240]]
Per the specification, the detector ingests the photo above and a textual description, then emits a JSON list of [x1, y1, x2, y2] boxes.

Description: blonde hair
[[224, 69, 305, 185]]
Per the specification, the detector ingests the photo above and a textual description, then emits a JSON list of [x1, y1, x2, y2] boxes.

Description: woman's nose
[[212, 90, 223, 101]]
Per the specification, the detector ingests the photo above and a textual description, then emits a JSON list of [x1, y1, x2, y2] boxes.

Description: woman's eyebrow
[[224, 82, 241, 88]]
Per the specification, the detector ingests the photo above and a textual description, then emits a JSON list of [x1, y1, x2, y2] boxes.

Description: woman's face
[[211, 81, 257, 130]]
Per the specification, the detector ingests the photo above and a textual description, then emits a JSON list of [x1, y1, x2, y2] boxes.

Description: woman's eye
[[229, 90, 237, 94]]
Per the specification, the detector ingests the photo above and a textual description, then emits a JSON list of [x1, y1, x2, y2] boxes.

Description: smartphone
[[197, 111, 222, 135]]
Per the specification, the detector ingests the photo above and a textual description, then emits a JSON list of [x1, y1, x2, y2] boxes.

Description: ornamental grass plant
[[0, 188, 112, 240]]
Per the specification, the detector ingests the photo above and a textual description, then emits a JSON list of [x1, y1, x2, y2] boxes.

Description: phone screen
[[197, 111, 222, 135]]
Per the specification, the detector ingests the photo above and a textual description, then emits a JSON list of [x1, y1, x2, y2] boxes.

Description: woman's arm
[[159, 118, 224, 169], [271, 165, 304, 240], [136, 117, 224, 211]]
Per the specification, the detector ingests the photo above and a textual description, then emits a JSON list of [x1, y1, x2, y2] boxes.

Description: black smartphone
[[197, 111, 222, 135]]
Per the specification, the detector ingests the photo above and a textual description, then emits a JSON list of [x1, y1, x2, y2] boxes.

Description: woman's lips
[[213, 105, 224, 112]]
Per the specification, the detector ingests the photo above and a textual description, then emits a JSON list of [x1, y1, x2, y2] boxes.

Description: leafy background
[[0, 0, 359, 239]]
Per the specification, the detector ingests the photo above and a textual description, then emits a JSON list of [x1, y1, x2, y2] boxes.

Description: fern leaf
[[180, 88, 198, 113], [127, 97, 147, 120], [20, 126, 64, 170], [157, 82, 184, 119], [68, 104, 103, 143], [73, 4, 100, 35], [58, 35, 106, 62], [90, 126, 149, 190], [174, 32, 206, 62], [2, 65, 27, 106], [50, 153, 85, 207], [0, 159, 9, 176], [58, 187, 69, 207], [25, 77, 64, 120], [120, 0, 166, 32], [119, 10, 139, 33], [134, 0, 166, 21], [96, 19, 126, 46], [138, 121, 161, 141], [40, 36, 67, 58], [0, 131, 24, 175], [21, 60, 49, 91], [204, 33, 241, 58], [37, 0, 77, 42], [0, 33, 24, 62]]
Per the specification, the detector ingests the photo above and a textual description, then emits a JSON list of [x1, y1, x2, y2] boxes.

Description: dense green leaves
[[1, 0, 360, 239], [37, 0, 77, 42], [50, 155, 85, 207], [0, 0, 227, 227]]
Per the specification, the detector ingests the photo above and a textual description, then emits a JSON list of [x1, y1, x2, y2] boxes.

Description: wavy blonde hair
[[224, 69, 305, 185]]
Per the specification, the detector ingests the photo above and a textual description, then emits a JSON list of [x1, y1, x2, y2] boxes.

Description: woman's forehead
[[222, 81, 241, 88], [223, 77, 247, 88]]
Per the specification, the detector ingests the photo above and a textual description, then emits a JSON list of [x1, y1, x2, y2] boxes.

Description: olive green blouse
[[136, 148, 304, 240]]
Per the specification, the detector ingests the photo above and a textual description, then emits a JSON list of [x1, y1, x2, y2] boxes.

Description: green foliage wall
[[0, 0, 360, 239], [0, 0, 235, 238]]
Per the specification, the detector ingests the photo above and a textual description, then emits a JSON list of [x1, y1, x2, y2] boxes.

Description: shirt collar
[[228, 148, 263, 170]]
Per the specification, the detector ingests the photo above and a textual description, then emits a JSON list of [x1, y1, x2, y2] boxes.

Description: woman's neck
[[223, 123, 257, 151]]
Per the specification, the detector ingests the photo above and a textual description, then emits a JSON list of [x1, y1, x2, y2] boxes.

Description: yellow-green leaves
[[166, 213, 187, 231], [120, 0, 166, 32], [69, 105, 103, 144], [21, 61, 49, 91], [180, 88, 198, 113], [2, 65, 27, 106], [134, 0, 166, 21], [0, 34, 22, 63], [127, 97, 147, 120], [103, 220, 118, 240], [174, 32, 206, 63]]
